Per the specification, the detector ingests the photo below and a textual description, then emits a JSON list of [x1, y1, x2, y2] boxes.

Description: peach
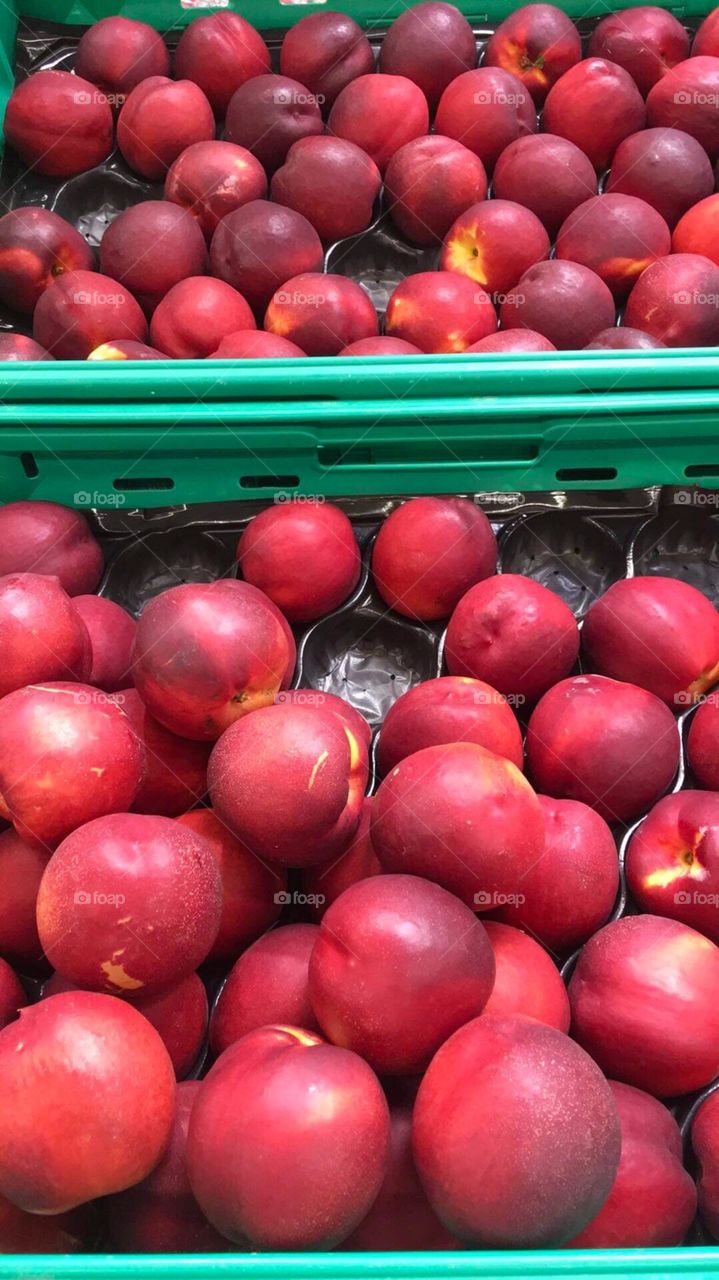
[[607, 128, 714, 229], [568, 914, 719, 1096], [106, 1082, 231, 1253], [445, 573, 580, 703], [371, 741, 545, 906], [441, 199, 550, 299], [187, 1025, 390, 1248], [0, 828, 48, 970], [0, 500, 103, 595], [117, 77, 215, 180], [100, 201, 208, 313], [694, 8, 719, 55], [674, 193, 719, 265], [0, 682, 145, 846], [371, 496, 497, 620], [0, 207, 93, 315], [526, 674, 679, 824], [309, 873, 495, 1074], [75, 16, 169, 99], [237, 499, 360, 623], [582, 574, 719, 703], [385, 136, 487, 246], [688, 692, 719, 788], [625, 791, 719, 941], [165, 141, 267, 241], [37, 812, 221, 994], [543, 58, 646, 170], [73, 595, 135, 693], [210, 924, 320, 1055], [265, 272, 378, 356], [588, 7, 689, 95], [271, 137, 381, 242], [177, 809, 285, 962], [467, 329, 556, 351], [556, 193, 671, 301], [209, 331, 305, 358], [280, 12, 374, 111], [208, 702, 368, 867], [647, 56, 719, 159], [485, 4, 581, 103], [482, 922, 570, 1031], [585, 327, 665, 349], [692, 1088, 719, 1240], [131, 976, 208, 1081], [379, 2, 476, 109], [569, 1081, 697, 1247], [377, 676, 523, 775], [150, 277, 254, 359], [175, 12, 270, 118], [210, 200, 323, 319], [33, 268, 147, 360], [0, 961, 24, 1031], [385, 270, 497, 352], [4, 70, 113, 177], [413, 1015, 621, 1246], [499, 259, 616, 349], [0, 572, 91, 697], [113, 688, 210, 818], [624, 252, 719, 345], [300, 798, 381, 918], [225, 74, 324, 174], [498, 795, 619, 953], [87, 340, 165, 360], [0, 334, 53, 360], [492, 133, 597, 238], [328, 74, 430, 174], [435, 67, 537, 170], [131, 579, 295, 741], [340, 337, 423, 355], [0, 991, 174, 1213]]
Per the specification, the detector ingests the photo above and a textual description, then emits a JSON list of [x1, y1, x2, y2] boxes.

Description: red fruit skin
[[0, 1196, 95, 1254], [0, 828, 48, 969], [33, 269, 148, 360], [582, 575, 719, 703], [100, 202, 208, 314], [0, 207, 94, 315], [75, 16, 170, 98], [300, 797, 381, 919], [493, 133, 597, 239], [106, 1082, 232, 1253], [0, 960, 25, 1031], [225, 75, 324, 175], [175, 12, 270, 118], [379, 2, 477, 110], [0, 572, 91, 697], [186, 1025, 390, 1249], [210, 199, 323, 319], [386, 271, 498, 353], [585, 327, 665, 349], [339, 337, 423, 355], [412, 1015, 621, 1247], [498, 795, 619, 953], [624, 252, 719, 346], [265, 272, 378, 356], [165, 142, 268, 241], [485, 4, 582, 103], [568, 1080, 697, 1247], [688, 693, 719, 789], [436, 67, 537, 171], [112, 688, 210, 818], [131, 579, 295, 742], [0, 682, 145, 846], [177, 809, 286, 963], [4, 70, 113, 177], [377, 675, 524, 775], [445, 573, 579, 702], [588, 7, 689, 96], [500, 258, 616, 350], [208, 703, 368, 868], [328, 74, 430, 174], [526, 674, 679, 824], [209, 331, 305, 359], [88, 341, 166, 361], [0, 991, 175, 1213], [693, 1088, 719, 1240], [674, 193, 719, 265], [271, 137, 382, 242], [568, 914, 719, 1096], [626, 791, 719, 942], [150, 277, 255, 360], [385, 135, 488, 247], [0, 335, 53, 360], [117, 77, 215, 180], [481, 922, 570, 1031], [556, 194, 671, 301], [132, 975, 208, 1081], [280, 12, 374, 111], [647, 57, 719, 159], [36, 812, 222, 995], [0, 501, 102, 596], [237, 500, 360, 623], [543, 58, 646, 170], [74, 595, 135, 693], [210, 923, 320, 1055], [441, 199, 550, 297], [371, 741, 545, 907], [607, 128, 714, 230], [694, 9, 719, 55], [468, 329, 556, 351]]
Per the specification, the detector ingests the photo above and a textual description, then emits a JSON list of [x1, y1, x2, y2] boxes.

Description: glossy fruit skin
[[379, 2, 477, 109], [625, 791, 719, 942], [174, 12, 270, 118], [376, 676, 524, 776], [210, 923, 320, 1055], [0, 502, 102, 596], [0, 207, 94, 314], [481, 922, 570, 1031], [75, 17, 170, 97], [0, 573, 91, 698], [4, 70, 113, 176]]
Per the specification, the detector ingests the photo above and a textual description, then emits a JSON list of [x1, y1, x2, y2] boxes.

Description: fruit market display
[[5, 4, 719, 357]]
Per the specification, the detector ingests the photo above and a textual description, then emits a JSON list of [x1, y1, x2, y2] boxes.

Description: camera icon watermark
[[672, 489, 719, 508], [74, 490, 126, 508], [474, 889, 526, 907], [274, 492, 326, 505], [74, 890, 126, 907], [274, 890, 326, 907], [675, 889, 719, 906]]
